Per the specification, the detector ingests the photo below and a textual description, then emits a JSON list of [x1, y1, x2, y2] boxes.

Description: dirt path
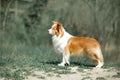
[[26, 67, 120, 80]]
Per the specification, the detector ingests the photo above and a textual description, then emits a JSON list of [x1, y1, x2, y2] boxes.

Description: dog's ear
[[52, 21, 62, 26], [56, 23, 61, 32], [56, 22, 64, 37], [54, 23, 60, 37], [52, 21, 57, 24], [53, 21, 63, 37]]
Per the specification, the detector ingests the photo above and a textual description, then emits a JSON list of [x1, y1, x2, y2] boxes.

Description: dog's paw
[[96, 62, 104, 68], [58, 63, 65, 67]]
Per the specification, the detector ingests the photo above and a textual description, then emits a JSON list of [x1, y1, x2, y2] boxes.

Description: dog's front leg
[[58, 53, 66, 66], [58, 52, 70, 67]]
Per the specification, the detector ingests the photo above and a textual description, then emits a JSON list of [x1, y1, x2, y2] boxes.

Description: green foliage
[[1, 0, 120, 46]]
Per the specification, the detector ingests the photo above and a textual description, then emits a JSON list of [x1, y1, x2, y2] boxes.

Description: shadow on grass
[[42, 61, 59, 65], [41, 61, 95, 67], [72, 62, 95, 67]]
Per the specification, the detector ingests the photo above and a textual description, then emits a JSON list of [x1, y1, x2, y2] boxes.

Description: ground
[[25, 66, 120, 80]]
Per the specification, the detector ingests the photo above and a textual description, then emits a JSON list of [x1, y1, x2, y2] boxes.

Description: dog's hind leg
[[86, 47, 104, 68], [96, 60, 104, 68]]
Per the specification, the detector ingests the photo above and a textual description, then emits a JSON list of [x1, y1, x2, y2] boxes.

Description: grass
[[96, 77, 105, 80], [82, 76, 92, 80], [0, 43, 120, 80], [112, 72, 120, 78], [0, 44, 65, 79]]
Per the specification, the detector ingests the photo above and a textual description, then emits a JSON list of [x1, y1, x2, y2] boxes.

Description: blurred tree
[[0, 0, 120, 48]]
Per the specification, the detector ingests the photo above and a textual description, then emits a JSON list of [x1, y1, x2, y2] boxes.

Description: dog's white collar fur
[[52, 30, 72, 53]]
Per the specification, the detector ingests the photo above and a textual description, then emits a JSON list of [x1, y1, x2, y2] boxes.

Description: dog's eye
[[53, 27, 57, 30]]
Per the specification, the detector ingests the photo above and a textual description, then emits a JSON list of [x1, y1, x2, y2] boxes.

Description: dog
[[48, 21, 104, 68]]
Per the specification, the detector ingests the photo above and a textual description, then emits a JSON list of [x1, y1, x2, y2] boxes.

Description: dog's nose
[[48, 29, 51, 33], [48, 29, 50, 32]]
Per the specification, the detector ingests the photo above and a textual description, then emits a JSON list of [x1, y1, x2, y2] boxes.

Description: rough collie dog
[[48, 21, 104, 68]]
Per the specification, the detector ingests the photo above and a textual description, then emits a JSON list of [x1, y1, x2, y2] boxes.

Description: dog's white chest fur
[[52, 32, 72, 53]]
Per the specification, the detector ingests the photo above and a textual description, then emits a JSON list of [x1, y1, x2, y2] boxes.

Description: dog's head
[[48, 21, 64, 37]]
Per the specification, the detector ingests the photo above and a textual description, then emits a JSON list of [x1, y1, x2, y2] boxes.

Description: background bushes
[[0, 0, 120, 63]]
